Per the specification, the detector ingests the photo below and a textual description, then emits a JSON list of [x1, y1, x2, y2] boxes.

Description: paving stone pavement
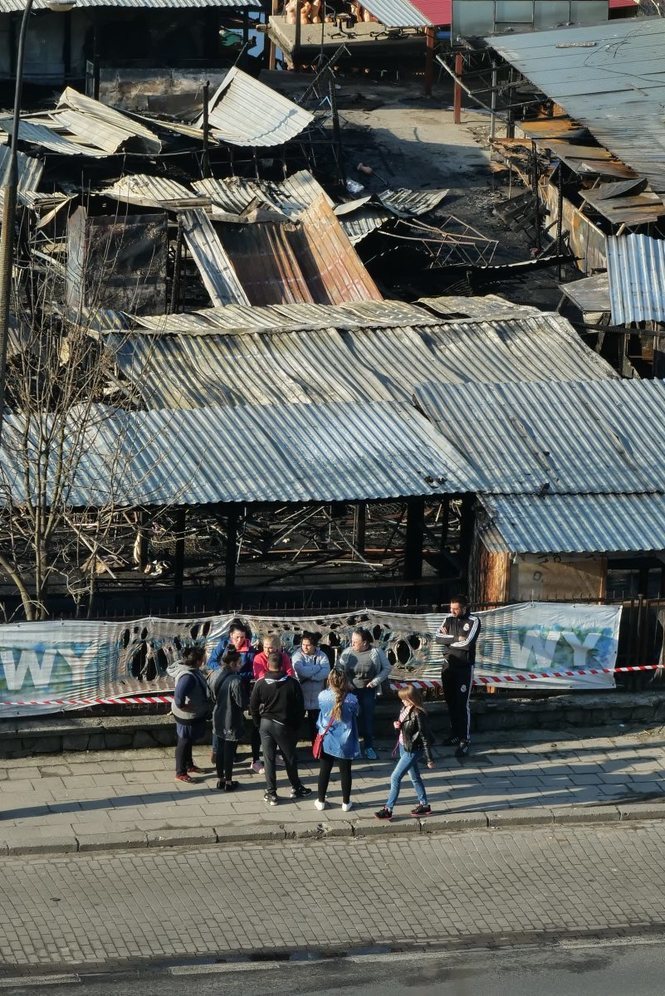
[[2, 725, 665, 851], [1, 821, 665, 970]]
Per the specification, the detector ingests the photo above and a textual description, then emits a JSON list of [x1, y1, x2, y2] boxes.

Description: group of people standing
[[167, 597, 481, 819]]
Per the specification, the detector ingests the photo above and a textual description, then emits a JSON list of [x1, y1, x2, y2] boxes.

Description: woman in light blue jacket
[[314, 668, 360, 813], [292, 631, 330, 743]]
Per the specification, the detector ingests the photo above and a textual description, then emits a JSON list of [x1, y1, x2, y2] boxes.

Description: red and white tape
[[0, 664, 660, 708]]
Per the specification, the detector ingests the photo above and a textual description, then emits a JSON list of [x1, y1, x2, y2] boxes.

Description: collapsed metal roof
[[488, 18, 665, 207], [477, 493, 665, 555], [197, 67, 314, 148], [606, 233, 665, 326], [0, 402, 465, 507], [105, 312, 616, 410], [0, 0, 260, 7], [414, 379, 665, 496]]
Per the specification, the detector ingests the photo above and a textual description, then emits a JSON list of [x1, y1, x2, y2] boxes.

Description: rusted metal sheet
[[199, 67, 314, 148], [580, 188, 665, 226], [220, 222, 316, 305], [180, 209, 250, 307], [106, 312, 616, 410], [540, 178, 606, 274], [489, 19, 665, 207], [606, 234, 665, 326], [478, 493, 665, 555], [542, 140, 636, 180]]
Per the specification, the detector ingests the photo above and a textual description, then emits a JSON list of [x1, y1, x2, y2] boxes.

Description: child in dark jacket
[[207, 648, 247, 791], [375, 684, 435, 821]]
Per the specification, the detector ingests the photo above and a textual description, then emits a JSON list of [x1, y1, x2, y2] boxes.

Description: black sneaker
[[375, 807, 393, 821], [264, 791, 278, 806], [411, 804, 432, 817], [442, 735, 460, 747], [455, 740, 470, 759], [290, 785, 313, 799]]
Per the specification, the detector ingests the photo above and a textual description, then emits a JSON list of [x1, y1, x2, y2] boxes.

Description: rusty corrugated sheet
[[192, 170, 332, 217], [106, 312, 616, 410], [580, 187, 665, 226], [180, 209, 250, 307], [200, 67, 314, 148], [220, 222, 316, 305], [478, 493, 665, 555], [489, 19, 665, 207], [606, 234, 665, 326]]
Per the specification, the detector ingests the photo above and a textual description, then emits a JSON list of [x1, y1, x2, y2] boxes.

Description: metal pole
[[453, 51, 463, 124], [424, 26, 435, 97], [490, 58, 498, 142], [201, 79, 211, 179], [0, 0, 34, 444]]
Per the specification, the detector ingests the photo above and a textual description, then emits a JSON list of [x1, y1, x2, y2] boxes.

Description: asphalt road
[[1, 942, 664, 996], [1, 822, 665, 991]]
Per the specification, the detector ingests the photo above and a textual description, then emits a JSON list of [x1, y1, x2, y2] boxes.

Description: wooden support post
[[225, 505, 239, 608], [453, 51, 463, 124], [169, 218, 183, 314], [267, 0, 278, 70], [353, 502, 366, 560], [404, 497, 425, 582], [458, 493, 475, 591], [489, 59, 498, 142], [242, 10, 250, 45], [424, 26, 435, 97], [329, 76, 345, 189], [201, 80, 211, 179], [173, 507, 186, 611], [294, 0, 302, 69]]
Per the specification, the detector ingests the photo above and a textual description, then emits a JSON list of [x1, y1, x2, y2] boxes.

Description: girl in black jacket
[[376, 685, 435, 821], [207, 649, 247, 791]]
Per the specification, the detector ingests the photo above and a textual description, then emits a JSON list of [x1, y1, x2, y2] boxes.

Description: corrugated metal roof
[[417, 295, 545, 321], [338, 206, 391, 245], [216, 194, 382, 306], [606, 234, 665, 326], [580, 187, 665, 226], [99, 174, 207, 209], [1, 88, 162, 157], [478, 493, 665, 554], [414, 379, 665, 496], [488, 19, 665, 206], [0, 402, 465, 507], [200, 67, 313, 148], [0, 0, 260, 8], [360, 0, 432, 26], [559, 273, 610, 315], [57, 88, 161, 155], [127, 300, 442, 333], [378, 187, 448, 216], [409, 0, 450, 24], [0, 146, 43, 208], [180, 209, 250, 307], [106, 313, 616, 410], [192, 170, 332, 216]]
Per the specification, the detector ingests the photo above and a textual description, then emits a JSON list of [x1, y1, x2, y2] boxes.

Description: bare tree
[[0, 208, 180, 621]]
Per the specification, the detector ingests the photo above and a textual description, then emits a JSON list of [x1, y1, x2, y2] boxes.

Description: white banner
[[0, 601, 621, 716]]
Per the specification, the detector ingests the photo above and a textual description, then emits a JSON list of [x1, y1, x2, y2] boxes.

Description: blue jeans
[[355, 686, 377, 749], [386, 745, 427, 811]]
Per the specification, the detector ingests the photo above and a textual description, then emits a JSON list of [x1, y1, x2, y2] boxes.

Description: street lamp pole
[[0, 0, 36, 443]]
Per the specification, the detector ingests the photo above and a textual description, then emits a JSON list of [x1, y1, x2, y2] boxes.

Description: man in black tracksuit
[[437, 596, 481, 758], [249, 651, 311, 806]]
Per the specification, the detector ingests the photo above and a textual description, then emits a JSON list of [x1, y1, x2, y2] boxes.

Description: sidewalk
[[2, 724, 665, 854]]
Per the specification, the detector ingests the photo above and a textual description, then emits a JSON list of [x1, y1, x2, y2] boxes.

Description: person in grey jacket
[[292, 631, 330, 743], [207, 648, 247, 792], [167, 645, 210, 783], [338, 627, 390, 760]]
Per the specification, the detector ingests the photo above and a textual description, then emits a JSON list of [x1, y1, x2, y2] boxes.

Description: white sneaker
[[314, 799, 326, 811], [342, 801, 353, 812]]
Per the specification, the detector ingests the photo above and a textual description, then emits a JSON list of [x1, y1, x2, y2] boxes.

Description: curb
[[5, 802, 665, 857]]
